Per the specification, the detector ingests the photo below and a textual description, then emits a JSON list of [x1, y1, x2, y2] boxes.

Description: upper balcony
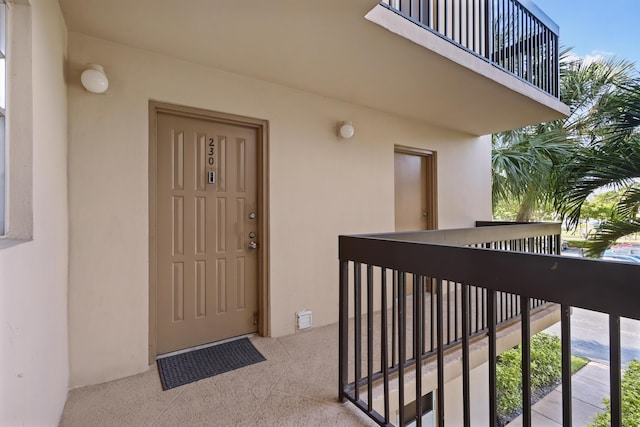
[[59, 0, 569, 135], [380, 0, 561, 98], [364, 0, 570, 134]]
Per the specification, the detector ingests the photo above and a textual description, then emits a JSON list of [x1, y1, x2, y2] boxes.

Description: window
[[0, 0, 32, 244], [0, 2, 5, 236]]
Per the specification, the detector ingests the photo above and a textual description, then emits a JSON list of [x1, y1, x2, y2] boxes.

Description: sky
[[532, 0, 640, 69]]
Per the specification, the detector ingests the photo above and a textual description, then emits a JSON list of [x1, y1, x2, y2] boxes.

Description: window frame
[[0, 0, 34, 247], [0, 1, 6, 236]]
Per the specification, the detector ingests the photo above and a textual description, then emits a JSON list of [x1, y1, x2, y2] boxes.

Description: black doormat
[[156, 338, 266, 390]]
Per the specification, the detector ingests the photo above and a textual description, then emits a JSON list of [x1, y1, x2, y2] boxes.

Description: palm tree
[[492, 126, 570, 221], [554, 80, 640, 255], [492, 53, 638, 230]]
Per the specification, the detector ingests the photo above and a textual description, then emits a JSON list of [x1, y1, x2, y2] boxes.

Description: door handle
[[248, 241, 258, 250]]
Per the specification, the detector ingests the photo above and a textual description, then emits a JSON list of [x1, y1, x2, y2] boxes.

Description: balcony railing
[[338, 222, 640, 426], [380, 0, 560, 98]]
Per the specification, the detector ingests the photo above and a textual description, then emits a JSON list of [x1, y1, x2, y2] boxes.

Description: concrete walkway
[[506, 361, 609, 427]]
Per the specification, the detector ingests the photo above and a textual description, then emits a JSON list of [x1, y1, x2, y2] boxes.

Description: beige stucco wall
[[67, 32, 491, 387], [444, 362, 490, 426], [0, 0, 69, 425]]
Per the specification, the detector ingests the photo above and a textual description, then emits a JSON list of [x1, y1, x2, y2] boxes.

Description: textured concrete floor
[[59, 323, 376, 427], [59, 304, 565, 426]]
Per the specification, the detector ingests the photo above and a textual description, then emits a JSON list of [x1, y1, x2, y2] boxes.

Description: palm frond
[[585, 219, 640, 257], [495, 50, 640, 226], [616, 185, 640, 218], [556, 137, 640, 227]]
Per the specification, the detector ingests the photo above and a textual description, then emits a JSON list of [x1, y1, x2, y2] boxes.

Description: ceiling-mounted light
[[337, 121, 355, 139], [80, 64, 109, 94]]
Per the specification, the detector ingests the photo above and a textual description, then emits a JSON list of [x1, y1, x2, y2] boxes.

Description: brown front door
[[394, 148, 436, 231], [155, 112, 259, 354]]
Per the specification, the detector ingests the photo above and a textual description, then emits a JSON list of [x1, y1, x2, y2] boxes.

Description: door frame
[[148, 101, 270, 363], [394, 145, 438, 230]]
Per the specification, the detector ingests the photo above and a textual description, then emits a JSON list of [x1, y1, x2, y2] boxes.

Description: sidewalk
[[506, 361, 609, 426]]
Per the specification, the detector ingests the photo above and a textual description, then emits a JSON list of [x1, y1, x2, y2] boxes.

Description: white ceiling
[[58, 0, 568, 135]]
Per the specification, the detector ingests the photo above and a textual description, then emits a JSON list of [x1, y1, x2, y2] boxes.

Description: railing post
[[381, 268, 390, 424], [488, 288, 497, 426], [461, 283, 471, 427], [436, 278, 445, 427], [367, 266, 374, 411], [553, 29, 560, 98], [561, 304, 572, 426], [338, 259, 349, 402], [398, 272, 407, 427], [392, 271, 398, 368], [414, 275, 424, 427], [521, 296, 532, 427], [610, 315, 622, 427], [484, 0, 493, 60], [354, 263, 362, 402]]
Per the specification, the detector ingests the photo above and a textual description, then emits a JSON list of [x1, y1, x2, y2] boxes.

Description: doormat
[[156, 338, 266, 390]]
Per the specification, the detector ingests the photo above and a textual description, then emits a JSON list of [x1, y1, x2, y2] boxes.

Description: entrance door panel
[[156, 113, 258, 354], [395, 151, 430, 231]]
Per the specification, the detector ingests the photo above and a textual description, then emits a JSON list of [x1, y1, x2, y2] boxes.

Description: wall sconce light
[[80, 64, 109, 94], [337, 121, 355, 139]]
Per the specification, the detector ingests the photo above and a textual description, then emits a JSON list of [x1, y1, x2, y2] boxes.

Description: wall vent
[[297, 310, 312, 330]]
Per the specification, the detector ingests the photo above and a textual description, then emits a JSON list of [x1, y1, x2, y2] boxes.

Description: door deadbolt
[[249, 232, 256, 238], [248, 212, 256, 220]]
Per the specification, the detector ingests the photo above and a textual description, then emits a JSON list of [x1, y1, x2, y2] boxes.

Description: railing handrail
[[358, 222, 560, 246], [339, 233, 640, 322], [517, 0, 559, 34], [382, 0, 559, 36]]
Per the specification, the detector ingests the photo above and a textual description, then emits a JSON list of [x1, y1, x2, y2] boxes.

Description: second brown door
[[394, 148, 436, 231]]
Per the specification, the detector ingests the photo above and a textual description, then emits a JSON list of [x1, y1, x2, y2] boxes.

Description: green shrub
[[496, 332, 562, 418], [530, 333, 563, 388], [590, 359, 640, 427], [496, 348, 524, 415]]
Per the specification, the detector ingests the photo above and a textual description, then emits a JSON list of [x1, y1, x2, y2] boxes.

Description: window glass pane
[[0, 58, 5, 110], [0, 117, 5, 235], [0, 4, 5, 56], [0, 3, 4, 234]]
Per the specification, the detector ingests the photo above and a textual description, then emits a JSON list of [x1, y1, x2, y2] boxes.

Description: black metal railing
[[338, 223, 640, 426], [380, 0, 559, 98]]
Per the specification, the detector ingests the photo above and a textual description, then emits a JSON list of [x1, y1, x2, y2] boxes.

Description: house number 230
[[208, 138, 215, 165]]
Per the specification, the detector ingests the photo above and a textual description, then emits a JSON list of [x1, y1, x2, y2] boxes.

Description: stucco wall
[[444, 362, 490, 426], [0, 0, 69, 425], [67, 33, 491, 387]]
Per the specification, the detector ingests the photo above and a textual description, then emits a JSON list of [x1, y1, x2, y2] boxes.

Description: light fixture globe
[[338, 121, 355, 139], [80, 64, 109, 94]]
